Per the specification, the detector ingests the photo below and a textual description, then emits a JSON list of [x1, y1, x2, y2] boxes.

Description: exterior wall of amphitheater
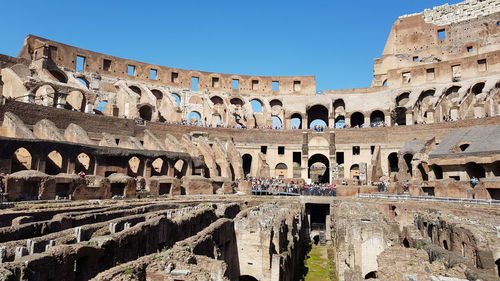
[[0, 0, 499, 187]]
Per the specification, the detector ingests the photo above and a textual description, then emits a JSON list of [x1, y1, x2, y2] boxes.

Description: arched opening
[[151, 158, 165, 176], [350, 164, 360, 179], [270, 99, 283, 110], [275, 163, 288, 179], [129, 86, 141, 95], [307, 104, 329, 129], [417, 163, 428, 181], [210, 96, 224, 105], [459, 143, 470, 151], [333, 99, 345, 115], [272, 116, 282, 129], [174, 159, 185, 178], [443, 240, 449, 250], [127, 156, 144, 177], [76, 153, 95, 175], [418, 89, 435, 103], [230, 98, 244, 107], [151, 89, 163, 100], [49, 69, 68, 83], [465, 162, 485, 179], [171, 93, 181, 106], [212, 114, 222, 127], [365, 271, 377, 279], [46, 150, 64, 175], [188, 111, 201, 125], [242, 154, 252, 177], [403, 238, 410, 248], [445, 86, 461, 98], [139, 105, 153, 121], [76, 77, 89, 88], [312, 235, 320, 245], [370, 110, 385, 126], [392, 107, 407, 125], [239, 275, 259, 281], [396, 92, 410, 106], [432, 164, 443, 179], [388, 152, 399, 173], [250, 99, 263, 112], [290, 113, 302, 129], [11, 147, 32, 173], [471, 82, 485, 95], [350, 112, 365, 128], [335, 115, 345, 128], [308, 154, 330, 183], [403, 154, 413, 176]]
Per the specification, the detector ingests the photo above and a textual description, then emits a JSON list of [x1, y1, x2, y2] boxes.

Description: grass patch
[[304, 244, 338, 281]]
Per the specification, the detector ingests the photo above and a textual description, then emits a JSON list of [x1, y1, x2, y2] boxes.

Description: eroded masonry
[[0, 0, 499, 280]]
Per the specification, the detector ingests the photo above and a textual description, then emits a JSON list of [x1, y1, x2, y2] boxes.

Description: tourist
[[470, 176, 479, 188]]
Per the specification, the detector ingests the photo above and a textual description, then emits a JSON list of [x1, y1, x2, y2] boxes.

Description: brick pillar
[[406, 112, 413, 125], [301, 132, 309, 180]]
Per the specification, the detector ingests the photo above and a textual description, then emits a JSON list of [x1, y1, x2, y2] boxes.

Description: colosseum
[[0, 0, 499, 280]]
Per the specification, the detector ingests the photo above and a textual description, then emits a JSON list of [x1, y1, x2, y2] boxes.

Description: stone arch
[[76, 77, 89, 88], [211, 114, 222, 126], [272, 116, 282, 129], [308, 154, 330, 183], [333, 99, 345, 116], [418, 89, 436, 103], [230, 97, 244, 107], [335, 115, 345, 128], [396, 92, 410, 106], [465, 162, 485, 179], [275, 163, 288, 178], [388, 152, 399, 173], [307, 104, 329, 129], [269, 99, 283, 109], [471, 82, 485, 95], [365, 271, 377, 279], [210, 95, 224, 105], [151, 89, 163, 100], [11, 147, 32, 173], [250, 99, 263, 112], [188, 111, 202, 124], [173, 159, 186, 178], [171, 93, 181, 106], [46, 150, 64, 175], [151, 157, 166, 176], [76, 152, 95, 175], [350, 112, 365, 127], [139, 105, 153, 121], [127, 156, 144, 177], [350, 164, 360, 179], [392, 107, 407, 125], [242, 154, 252, 177], [189, 95, 203, 104], [370, 110, 385, 126], [48, 69, 68, 83], [290, 113, 302, 129], [129, 85, 141, 95]]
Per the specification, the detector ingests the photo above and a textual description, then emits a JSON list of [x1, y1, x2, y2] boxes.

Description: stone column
[[384, 111, 391, 126], [364, 115, 371, 127], [406, 112, 413, 125], [426, 110, 435, 124], [301, 132, 309, 180], [474, 104, 485, 118], [450, 106, 459, 120]]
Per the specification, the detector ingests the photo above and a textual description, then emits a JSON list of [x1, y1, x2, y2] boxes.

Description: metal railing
[[358, 193, 500, 206]]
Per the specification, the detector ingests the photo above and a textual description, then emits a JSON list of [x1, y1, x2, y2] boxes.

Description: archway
[[396, 92, 410, 106], [465, 162, 485, 179], [173, 159, 185, 178], [290, 113, 302, 129], [242, 154, 252, 177], [151, 89, 163, 100], [11, 147, 32, 173], [171, 93, 181, 106], [250, 99, 263, 112], [188, 111, 201, 125], [392, 107, 407, 125], [388, 152, 399, 173], [275, 163, 288, 178], [76, 153, 95, 175], [49, 69, 68, 83], [333, 99, 345, 116], [370, 110, 385, 126], [46, 150, 64, 175], [139, 105, 153, 121], [335, 115, 345, 128], [210, 95, 224, 105], [471, 82, 485, 95], [151, 158, 165, 176], [129, 86, 141, 95], [307, 105, 329, 129], [403, 154, 413, 176], [76, 77, 89, 88], [350, 164, 360, 179], [365, 271, 377, 279], [272, 116, 282, 129], [350, 112, 365, 127], [127, 156, 144, 177], [308, 154, 330, 183], [230, 97, 244, 107]]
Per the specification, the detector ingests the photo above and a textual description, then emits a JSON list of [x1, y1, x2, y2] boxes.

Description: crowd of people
[[247, 177, 336, 196]]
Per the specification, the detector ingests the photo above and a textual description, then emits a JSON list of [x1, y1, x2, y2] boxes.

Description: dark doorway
[[422, 186, 435, 196], [139, 105, 152, 121], [55, 183, 70, 198], [242, 154, 252, 177], [404, 154, 413, 176], [365, 271, 377, 279], [306, 203, 330, 229], [465, 162, 485, 178], [22, 182, 39, 200], [308, 154, 330, 183], [388, 152, 399, 173], [487, 189, 500, 200], [350, 112, 364, 127], [159, 183, 171, 195], [307, 104, 329, 129], [432, 164, 443, 179], [111, 183, 125, 197]]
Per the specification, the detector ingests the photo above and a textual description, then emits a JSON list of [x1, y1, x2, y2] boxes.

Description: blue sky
[[0, 0, 461, 91]]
